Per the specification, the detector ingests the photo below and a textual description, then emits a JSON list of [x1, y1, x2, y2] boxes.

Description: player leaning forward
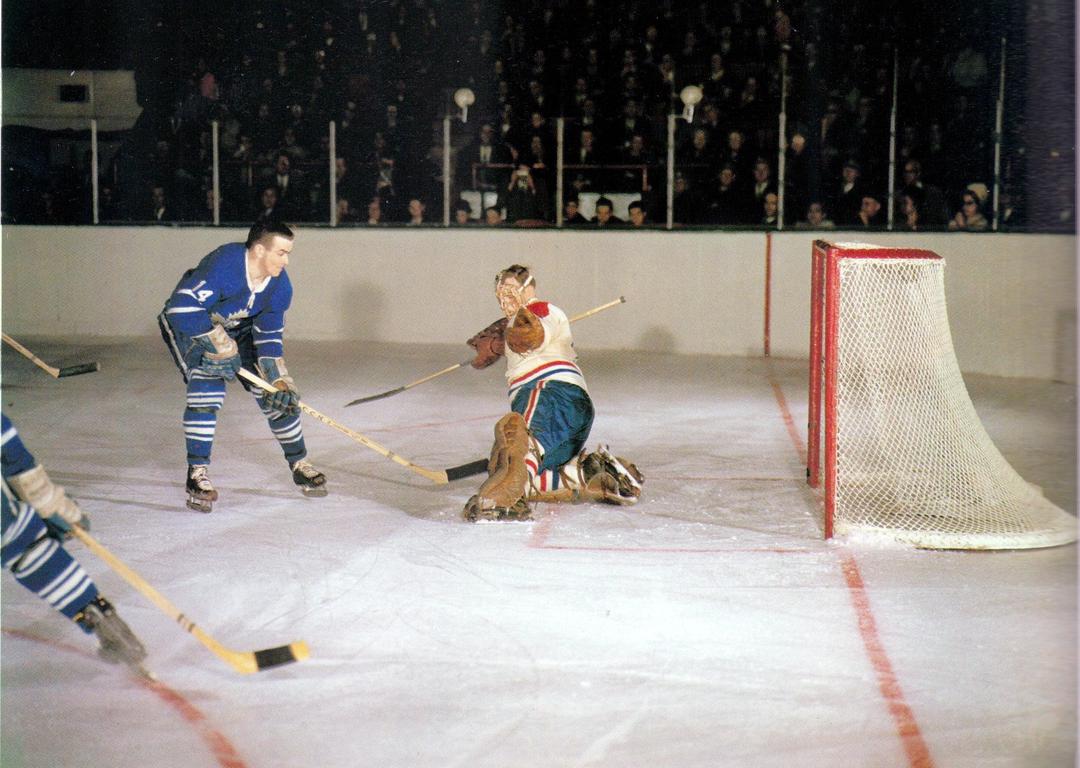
[[158, 220, 327, 512], [463, 265, 643, 521]]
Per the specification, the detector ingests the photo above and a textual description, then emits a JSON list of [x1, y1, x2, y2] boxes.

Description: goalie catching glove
[[188, 325, 242, 380], [257, 357, 301, 415], [467, 317, 508, 369], [7, 464, 89, 536]]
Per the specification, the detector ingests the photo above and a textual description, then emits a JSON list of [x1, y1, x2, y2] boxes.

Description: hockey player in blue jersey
[[2, 413, 148, 671], [158, 220, 327, 512], [462, 264, 643, 521]]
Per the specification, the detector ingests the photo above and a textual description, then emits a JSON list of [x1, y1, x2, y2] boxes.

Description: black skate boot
[[291, 459, 328, 497], [75, 596, 151, 678], [186, 465, 217, 513]]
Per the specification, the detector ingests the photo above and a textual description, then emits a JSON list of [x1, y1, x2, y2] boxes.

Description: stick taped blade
[[345, 387, 403, 407], [253, 641, 310, 671], [444, 458, 489, 481], [58, 362, 101, 377], [226, 641, 309, 674]]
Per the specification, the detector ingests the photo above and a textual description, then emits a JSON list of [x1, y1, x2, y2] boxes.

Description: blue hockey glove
[[188, 325, 241, 380], [257, 356, 300, 415]]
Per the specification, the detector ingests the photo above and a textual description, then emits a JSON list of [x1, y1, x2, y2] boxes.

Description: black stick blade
[[58, 362, 101, 377], [254, 641, 309, 671], [345, 386, 404, 407], [444, 458, 489, 482]]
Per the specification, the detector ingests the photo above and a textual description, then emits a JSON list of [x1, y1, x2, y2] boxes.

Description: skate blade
[[186, 498, 213, 513], [299, 486, 328, 498], [133, 664, 158, 682], [98, 650, 155, 680]]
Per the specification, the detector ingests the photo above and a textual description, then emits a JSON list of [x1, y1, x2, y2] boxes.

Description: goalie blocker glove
[[257, 357, 301, 414], [188, 325, 242, 380], [467, 317, 509, 369], [507, 306, 544, 353]]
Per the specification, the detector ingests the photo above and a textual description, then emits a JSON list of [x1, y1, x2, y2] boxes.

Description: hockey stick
[[238, 368, 455, 484], [71, 527, 308, 675], [345, 296, 627, 407], [1, 332, 101, 378]]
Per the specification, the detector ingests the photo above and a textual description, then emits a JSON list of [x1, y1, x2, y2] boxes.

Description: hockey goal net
[[806, 241, 1076, 549]]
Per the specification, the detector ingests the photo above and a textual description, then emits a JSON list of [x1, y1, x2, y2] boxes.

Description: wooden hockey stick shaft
[[345, 296, 627, 407], [567, 295, 627, 323], [237, 368, 451, 484], [1, 332, 100, 378], [71, 527, 308, 674]]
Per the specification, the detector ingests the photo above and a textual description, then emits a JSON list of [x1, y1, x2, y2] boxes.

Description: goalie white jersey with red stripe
[[505, 300, 588, 400]]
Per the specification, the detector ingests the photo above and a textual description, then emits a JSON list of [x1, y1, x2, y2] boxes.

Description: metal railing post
[[666, 113, 675, 230], [90, 119, 100, 224], [556, 117, 565, 227], [442, 116, 452, 226], [329, 120, 337, 225], [886, 49, 899, 231], [777, 49, 788, 230], [211, 120, 220, 225], [992, 37, 1007, 231]]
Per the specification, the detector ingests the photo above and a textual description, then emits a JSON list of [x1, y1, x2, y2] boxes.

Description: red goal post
[[806, 240, 1076, 549]]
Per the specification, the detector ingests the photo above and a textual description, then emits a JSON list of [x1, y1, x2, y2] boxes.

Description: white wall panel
[[2, 226, 1074, 381]]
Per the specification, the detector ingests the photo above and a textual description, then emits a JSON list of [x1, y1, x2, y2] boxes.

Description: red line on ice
[[840, 555, 936, 768], [767, 368, 935, 768], [3, 628, 250, 768]]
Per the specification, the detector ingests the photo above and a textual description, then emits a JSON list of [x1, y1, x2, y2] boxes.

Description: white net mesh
[[833, 257, 1076, 549]]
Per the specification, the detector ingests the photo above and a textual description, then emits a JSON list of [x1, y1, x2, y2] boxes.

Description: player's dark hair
[[246, 219, 294, 248]]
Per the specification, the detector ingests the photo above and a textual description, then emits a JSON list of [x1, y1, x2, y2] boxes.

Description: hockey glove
[[7, 464, 89, 537], [507, 306, 544, 354], [190, 325, 242, 380], [467, 317, 508, 369], [257, 356, 301, 415]]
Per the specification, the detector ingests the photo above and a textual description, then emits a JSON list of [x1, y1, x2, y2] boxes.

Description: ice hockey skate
[[291, 459, 328, 497], [76, 596, 150, 677], [463, 494, 532, 522], [579, 445, 644, 505], [185, 464, 217, 513]]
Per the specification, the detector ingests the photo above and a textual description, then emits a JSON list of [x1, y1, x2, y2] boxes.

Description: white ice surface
[[1, 338, 1075, 768]]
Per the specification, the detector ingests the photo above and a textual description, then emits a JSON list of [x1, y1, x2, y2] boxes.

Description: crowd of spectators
[[2, 0, 1064, 230]]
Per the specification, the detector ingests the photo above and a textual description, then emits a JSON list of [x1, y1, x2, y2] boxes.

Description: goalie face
[[495, 268, 536, 318]]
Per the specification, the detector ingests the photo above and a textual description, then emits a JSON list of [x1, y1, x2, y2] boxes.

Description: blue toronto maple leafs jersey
[[162, 243, 292, 358], [1, 413, 36, 481]]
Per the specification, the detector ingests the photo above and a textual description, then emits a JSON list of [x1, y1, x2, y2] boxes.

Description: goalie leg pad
[[527, 483, 581, 505], [463, 413, 532, 521]]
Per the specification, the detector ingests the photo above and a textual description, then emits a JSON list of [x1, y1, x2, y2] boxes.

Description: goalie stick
[[238, 368, 476, 484], [344, 296, 627, 407], [2, 332, 101, 378], [71, 527, 308, 675]]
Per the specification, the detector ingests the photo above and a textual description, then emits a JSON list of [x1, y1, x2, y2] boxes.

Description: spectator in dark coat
[[592, 196, 625, 227], [833, 159, 867, 227]]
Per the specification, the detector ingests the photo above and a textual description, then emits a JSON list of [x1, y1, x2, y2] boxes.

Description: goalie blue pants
[[511, 379, 594, 490]]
